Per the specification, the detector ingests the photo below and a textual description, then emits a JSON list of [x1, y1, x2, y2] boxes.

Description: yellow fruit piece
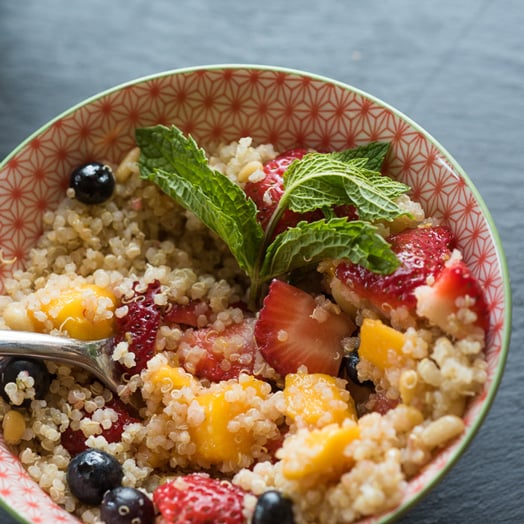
[[189, 376, 268, 465], [283, 373, 357, 429], [359, 318, 407, 370], [2, 410, 26, 445], [30, 284, 116, 340], [281, 423, 360, 481], [150, 365, 196, 391]]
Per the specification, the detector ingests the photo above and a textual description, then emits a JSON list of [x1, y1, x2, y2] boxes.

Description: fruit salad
[[0, 126, 489, 524]]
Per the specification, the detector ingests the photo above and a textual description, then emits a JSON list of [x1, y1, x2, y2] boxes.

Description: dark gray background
[[0, 1, 522, 523]]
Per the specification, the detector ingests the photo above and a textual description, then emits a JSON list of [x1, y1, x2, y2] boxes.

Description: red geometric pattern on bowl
[[0, 66, 509, 524]]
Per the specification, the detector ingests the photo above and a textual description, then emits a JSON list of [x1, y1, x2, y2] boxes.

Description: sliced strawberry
[[178, 318, 257, 382], [334, 204, 359, 221], [415, 258, 489, 338], [335, 225, 454, 313], [114, 280, 163, 376], [264, 148, 309, 176], [153, 473, 246, 524], [367, 391, 399, 415], [244, 148, 323, 235], [254, 279, 355, 377], [61, 397, 139, 456], [163, 299, 210, 328]]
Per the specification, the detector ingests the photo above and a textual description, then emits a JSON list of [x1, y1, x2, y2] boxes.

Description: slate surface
[[0, 1, 522, 523]]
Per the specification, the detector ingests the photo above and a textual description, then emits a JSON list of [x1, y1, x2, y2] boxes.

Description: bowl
[[0, 65, 511, 523]]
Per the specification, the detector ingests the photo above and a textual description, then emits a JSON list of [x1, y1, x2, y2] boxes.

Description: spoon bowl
[[0, 330, 120, 394]]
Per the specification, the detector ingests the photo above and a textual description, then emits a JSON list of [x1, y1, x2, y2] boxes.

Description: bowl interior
[[0, 65, 510, 523]]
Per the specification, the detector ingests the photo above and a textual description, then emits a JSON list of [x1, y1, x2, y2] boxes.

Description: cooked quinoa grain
[[0, 137, 487, 523]]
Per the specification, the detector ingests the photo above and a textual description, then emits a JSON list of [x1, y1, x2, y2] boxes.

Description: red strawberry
[[61, 397, 139, 456], [254, 279, 355, 376], [244, 148, 323, 235], [335, 225, 454, 313], [415, 258, 489, 338], [368, 391, 399, 415], [178, 318, 257, 381], [164, 299, 210, 328], [153, 473, 246, 524], [334, 204, 359, 221], [114, 280, 163, 375]]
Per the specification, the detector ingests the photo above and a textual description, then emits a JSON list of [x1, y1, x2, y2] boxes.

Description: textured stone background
[[1, 1, 522, 522]]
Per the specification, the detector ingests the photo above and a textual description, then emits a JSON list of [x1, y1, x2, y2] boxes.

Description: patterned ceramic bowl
[[0, 65, 511, 524]]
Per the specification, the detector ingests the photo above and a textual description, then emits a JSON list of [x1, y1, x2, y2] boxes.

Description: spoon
[[0, 330, 121, 394]]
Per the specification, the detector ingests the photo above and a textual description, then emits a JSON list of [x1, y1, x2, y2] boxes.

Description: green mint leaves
[[136, 125, 263, 274], [260, 218, 400, 282], [279, 153, 409, 223], [136, 125, 410, 309]]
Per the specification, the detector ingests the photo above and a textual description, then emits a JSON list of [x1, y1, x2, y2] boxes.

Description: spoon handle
[[0, 330, 119, 393]]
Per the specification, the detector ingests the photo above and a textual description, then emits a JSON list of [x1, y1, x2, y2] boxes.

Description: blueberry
[[70, 162, 115, 204], [100, 486, 155, 524], [66, 448, 123, 505], [0, 357, 52, 406], [340, 351, 374, 388], [252, 490, 294, 524]]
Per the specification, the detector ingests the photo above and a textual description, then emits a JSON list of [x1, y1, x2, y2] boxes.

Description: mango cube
[[30, 284, 116, 340], [359, 318, 407, 370], [189, 376, 270, 465], [149, 365, 197, 391], [281, 423, 360, 481], [2, 410, 26, 445], [283, 373, 357, 428]]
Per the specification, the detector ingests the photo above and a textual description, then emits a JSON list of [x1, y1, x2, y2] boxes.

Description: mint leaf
[[340, 169, 411, 222], [280, 154, 354, 210], [331, 142, 390, 172], [259, 218, 399, 282], [280, 153, 410, 222], [136, 125, 263, 274]]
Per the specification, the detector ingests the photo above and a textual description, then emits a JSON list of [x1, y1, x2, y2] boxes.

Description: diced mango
[[281, 423, 360, 481], [359, 318, 407, 370], [189, 376, 269, 465], [283, 373, 357, 429], [30, 284, 116, 340], [149, 365, 197, 391], [2, 410, 26, 445]]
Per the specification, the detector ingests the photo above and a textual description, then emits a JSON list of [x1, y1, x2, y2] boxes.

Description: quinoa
[[0, 135, 487, 523]]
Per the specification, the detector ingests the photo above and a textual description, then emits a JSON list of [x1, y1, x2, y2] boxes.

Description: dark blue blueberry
[[340, 351, 374, 388], [70, 162, 115, 204], [0, 357, 52, 406], [66, 448, 123, 505], [100, 486, 155, 524], [252, 490, 294, 524]]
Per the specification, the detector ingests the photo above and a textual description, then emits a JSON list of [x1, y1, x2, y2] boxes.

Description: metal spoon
[[0, 330, 121, 394]]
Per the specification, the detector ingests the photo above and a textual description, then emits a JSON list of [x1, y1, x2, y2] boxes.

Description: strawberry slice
[[415, 258, 489, 338], [367, 391, 399, 415], [335, 225, 454, 313], [178, 318, 257, 381], [244, 148, 323, 235], [254, 279, 355, 376], [61, 397, 139, 456], [164, 299, 210, 328], [114, 280, 163, 376], [153, 473, 246, 524]]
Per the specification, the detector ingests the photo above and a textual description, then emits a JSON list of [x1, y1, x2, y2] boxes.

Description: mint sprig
[[136, 125, 408, 309], [260, 218, 399, 281], [276, 153, 409, 224], [136, 125, 263, 274], [330, 141, 390, 171]]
